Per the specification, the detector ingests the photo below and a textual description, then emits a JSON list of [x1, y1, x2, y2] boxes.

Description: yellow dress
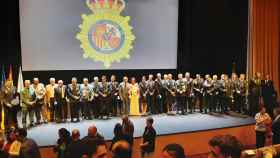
[[129, 84, 141, 116]]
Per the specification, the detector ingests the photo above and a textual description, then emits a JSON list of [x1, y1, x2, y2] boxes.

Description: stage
[[25, 112, 255, 147]]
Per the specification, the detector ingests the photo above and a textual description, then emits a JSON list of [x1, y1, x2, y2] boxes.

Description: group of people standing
[[0, 72, 278, 129]]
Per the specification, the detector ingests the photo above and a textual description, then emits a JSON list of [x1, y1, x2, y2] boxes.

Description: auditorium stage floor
[[26, 112, 255, 146]]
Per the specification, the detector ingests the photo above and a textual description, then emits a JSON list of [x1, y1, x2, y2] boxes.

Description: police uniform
[[155, 78, 165, 114], [20, 87, 36, 128], [109, 80, 119, 116]]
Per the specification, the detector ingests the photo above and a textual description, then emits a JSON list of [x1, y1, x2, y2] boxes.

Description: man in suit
[[109, 75, 119, 116], [20, 80, 36, 128], [98, 75, 111, 119], [203, 74, 213, 114], [54, 80, 67, 123], [212, 75, 220, 113], [119, 76, 130, 115], [146, 75, 156, 114], [262, 74, 277, 117], [67, 77, 81, 122], [155, 73, 165, 114], [176, 73, 186, 114], [193, 74, 204, 113], [272, 107, 280, 145], [81, 78, 94, 120], [165, 74, 176, 113], [184, 72, 193, 113], [32, 78, 46, 124], [249, 72, 262, 116]]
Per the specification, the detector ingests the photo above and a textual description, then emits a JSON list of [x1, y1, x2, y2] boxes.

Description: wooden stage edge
[[39, 124, 256, 158]]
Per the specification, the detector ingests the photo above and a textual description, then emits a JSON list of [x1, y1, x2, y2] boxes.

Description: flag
[[8, 65, 13, 82], [17, 67, 24, 93], [1, 65, 6, 130], [1, 65, 6, 88]]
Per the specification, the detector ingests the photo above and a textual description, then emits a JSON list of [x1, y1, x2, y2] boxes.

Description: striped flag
[[17, 66, 24, 93], [1, 65, 6, 130]]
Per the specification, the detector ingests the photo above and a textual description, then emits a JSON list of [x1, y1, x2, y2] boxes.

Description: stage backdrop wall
[[4, 0, 248, 83]]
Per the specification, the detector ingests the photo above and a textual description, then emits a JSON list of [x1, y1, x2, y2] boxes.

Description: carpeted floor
[[25, 112, 255, 146]]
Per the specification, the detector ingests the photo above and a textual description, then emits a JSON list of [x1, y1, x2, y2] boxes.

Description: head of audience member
[[178, 74, 183, 80], [131, 77, 136, 85], [58, 128, 71, 141], [15, 128, 28, 142], [273, 107, 280, 118], [58, 80, 64, 87], [6, 127, 16, 144], [122, 116, 129, 125], [111, 140, 131, 158], [71, 77, 78, 86], [83, 78, 89, 86], [33, 78, 39, 85], [88, 126, 98, 137], [24, 80, 31, 88], [161, 144, 186, 158], [141, 76, 146, 82], [101, 75, 107, 83], [50, 77, 56, 85], [146, 117, 154, 128], [113, 123, 123, 138], [148, 74, 153, 81], [71, 129, 80, 141], [208, 135, 243, 158], [92, 139, 108, 158], [185, 72, 190, 79], [123, 76, 128, 83], [164, 74, 168, 80], [157, 73, 162, 80], [0, 134, 4, 150], [111, 75, 116, 82]]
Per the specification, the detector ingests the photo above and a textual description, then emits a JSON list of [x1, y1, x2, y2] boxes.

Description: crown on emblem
[[86, 0, 126, 14]]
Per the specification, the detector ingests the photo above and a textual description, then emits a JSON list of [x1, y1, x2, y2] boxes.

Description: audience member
[[14, 128, 41, 158], [92, 139, 109, 158], [140, 117, 157, 158], [110, 123, 126, 150], [208, 135, 243, 158], [111, 140, 131, 158], [122, 116, 134, 147], [81, 125, 104, 157], [65, 129, 83, 158], [54, 128, 71, 158], [3, 127, 16, 153], [0, 132, 8, 158], [272, 107, 280, 145], [255, 107, 271, 148], [161, 143, 186, 158]]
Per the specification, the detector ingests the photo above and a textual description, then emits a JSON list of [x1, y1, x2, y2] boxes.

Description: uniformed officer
[[166, 74, 176, 113], [155, 73, 165, 114]]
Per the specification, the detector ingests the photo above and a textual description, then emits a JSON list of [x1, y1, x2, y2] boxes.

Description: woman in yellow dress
[[129, 77, 141, 116]]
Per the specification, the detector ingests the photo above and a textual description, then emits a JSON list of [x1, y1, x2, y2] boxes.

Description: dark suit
[[54, 85, 67, 122], [81, 133, 104, 157], [65, 139, 84, 158], [262, 80, 276, 116], [249, 78, 262, 116], [67, 84, 81, 122], [272, 115, 280, 145], [141, 126, 157, 157]]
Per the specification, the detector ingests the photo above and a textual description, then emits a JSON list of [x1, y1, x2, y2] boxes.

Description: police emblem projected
[[77, 0, 135, 68]]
